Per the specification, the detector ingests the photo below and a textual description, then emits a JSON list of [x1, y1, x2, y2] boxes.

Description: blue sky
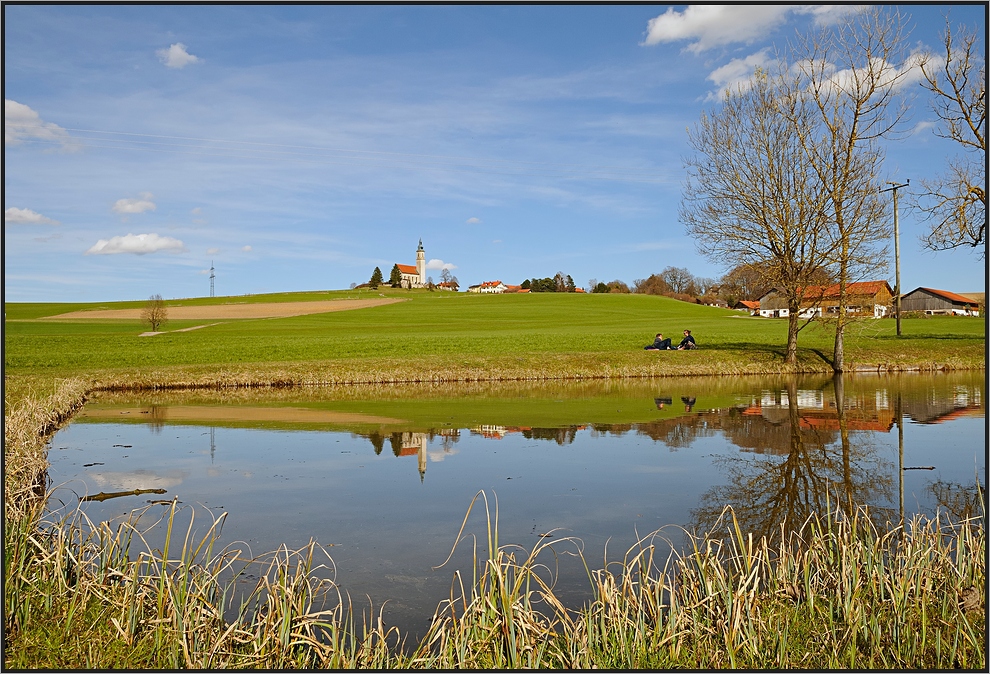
[[4, 4, 986, 302]]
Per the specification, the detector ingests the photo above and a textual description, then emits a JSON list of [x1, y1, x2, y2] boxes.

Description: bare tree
[[790, 7, 906, 371], [141, 294, 168, 332], [682, 67, 834, 364], [915, 20, 986, 256], [659, 266, 694, 294]]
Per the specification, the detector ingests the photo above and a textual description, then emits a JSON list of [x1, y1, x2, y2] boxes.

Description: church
[[394, 239, 427, 288]]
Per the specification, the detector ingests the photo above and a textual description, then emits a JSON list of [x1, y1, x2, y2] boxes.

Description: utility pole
[[209, 261, 215, 298], [881, 180, 909, 336]]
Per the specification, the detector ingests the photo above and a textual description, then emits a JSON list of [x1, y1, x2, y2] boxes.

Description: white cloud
[[909, 120, 936, 136], [793, 5, 867, 26], [206, 247, 220, 254], [85, 233, 186, 255], [112, 193, 156, 214], [4, 99, 76, 149], [643, 5, 792, 52], [191, 207, 203, 215], [157, 43, 200, 69], [425, 258, 456, 271], [706, 49, 774, 97], [5, 207, 59, 225], [241, 245, 252, 252], [465, 217, 481, 224]]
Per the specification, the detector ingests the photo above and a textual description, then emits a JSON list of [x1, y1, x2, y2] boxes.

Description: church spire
[[417, 238, 424, 252]]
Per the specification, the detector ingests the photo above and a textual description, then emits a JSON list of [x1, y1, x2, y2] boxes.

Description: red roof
[[396, 264, 418, 274], [913, 287, 979, 305], [739, 300, 760, 309], [795, 280, 893, 301], [480, 280, 503, 288]]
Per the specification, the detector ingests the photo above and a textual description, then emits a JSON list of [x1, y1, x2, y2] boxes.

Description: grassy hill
[[4, 287, 985, 391]]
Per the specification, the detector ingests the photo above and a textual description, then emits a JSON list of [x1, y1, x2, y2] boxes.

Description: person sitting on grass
[[676, 330, 697, 350], [645, 333, 673, 350]]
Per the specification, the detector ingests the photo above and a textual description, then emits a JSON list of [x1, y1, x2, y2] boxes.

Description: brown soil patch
[[44, 298, 405, 321], [79, 405, 407, 426]]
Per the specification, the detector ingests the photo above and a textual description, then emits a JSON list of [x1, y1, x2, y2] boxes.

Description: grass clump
[[5, 489, 985, 669]]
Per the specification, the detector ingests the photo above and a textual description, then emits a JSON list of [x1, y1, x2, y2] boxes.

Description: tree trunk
[[832, 259, 848, 373], [786, 303, 800, 364]]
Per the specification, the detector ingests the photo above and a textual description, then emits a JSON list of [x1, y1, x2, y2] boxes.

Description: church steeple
[[416, 239, 426, 285]]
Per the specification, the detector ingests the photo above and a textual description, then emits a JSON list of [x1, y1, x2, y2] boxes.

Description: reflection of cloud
[[427, 448, 459, 462], [87, 469, 187, 491]]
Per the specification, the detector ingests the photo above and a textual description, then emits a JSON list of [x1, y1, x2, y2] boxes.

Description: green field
[[4, 288, 984, 391]]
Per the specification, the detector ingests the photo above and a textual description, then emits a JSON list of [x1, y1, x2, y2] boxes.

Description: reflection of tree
[[521, 427, 579, 445], [368, 432, 385, 455], [389, 433, 404, 457], [143, 405, 167, 434], [690, 379, 894, 540], [929, 480, 986, 522], [634, 417, 714, 449]]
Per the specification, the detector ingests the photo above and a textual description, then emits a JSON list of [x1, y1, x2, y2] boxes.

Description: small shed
[[900, 287, 980, 316]]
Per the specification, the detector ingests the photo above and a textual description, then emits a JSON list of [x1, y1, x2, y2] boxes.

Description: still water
[[47, 372, 984, 637]]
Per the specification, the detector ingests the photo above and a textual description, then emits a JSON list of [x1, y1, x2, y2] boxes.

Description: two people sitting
[[644, 330, 697, 351]]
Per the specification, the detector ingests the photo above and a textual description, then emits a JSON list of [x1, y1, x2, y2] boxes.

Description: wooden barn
[[899, 287, 981, 316]]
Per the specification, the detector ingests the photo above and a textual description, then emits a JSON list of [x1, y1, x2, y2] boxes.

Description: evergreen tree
[[369, 267, 383, 289], [389, 264, 403, 287], [566, 274, 576, 292], [521, 279, 531, 290]]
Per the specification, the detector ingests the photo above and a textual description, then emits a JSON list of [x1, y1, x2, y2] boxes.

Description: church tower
[[416, 239, 426, 286]]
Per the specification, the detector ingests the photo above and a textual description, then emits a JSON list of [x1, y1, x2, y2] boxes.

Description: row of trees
[[680, 9, 984, 371], [521, 273, 577, 292]]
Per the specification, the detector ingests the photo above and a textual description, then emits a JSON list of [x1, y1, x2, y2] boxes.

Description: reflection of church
[[394, 432, 428, 481]]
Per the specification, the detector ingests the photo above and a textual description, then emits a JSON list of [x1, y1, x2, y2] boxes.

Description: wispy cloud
[[465, 217, 481, 224], [85, 233, 186, 255], [157, 43, 200, 69], [4, 99, 77, 150], [241, 245, 252, 252], [112, 193, 156, 214], [5, 207, 59, 225]]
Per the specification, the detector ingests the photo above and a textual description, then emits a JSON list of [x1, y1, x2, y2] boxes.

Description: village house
[[476, 280, 507, 294], [758, 280, 894, 319], [733, 300, 761, 315], [900, 287, 981, 316]]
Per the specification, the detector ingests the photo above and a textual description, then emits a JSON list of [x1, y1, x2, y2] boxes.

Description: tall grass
[[5, 487, 984, 669]]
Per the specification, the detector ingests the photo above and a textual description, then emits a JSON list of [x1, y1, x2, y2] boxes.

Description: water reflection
[[51, 372, 984, 639]]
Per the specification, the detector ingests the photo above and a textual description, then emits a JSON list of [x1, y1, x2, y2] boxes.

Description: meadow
[[3, 288, 985, 669], [5, 287, 985, 388]]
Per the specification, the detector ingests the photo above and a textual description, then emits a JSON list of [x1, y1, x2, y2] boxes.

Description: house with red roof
[[900, 287, 981, 316], [758, 280, 894, 319]]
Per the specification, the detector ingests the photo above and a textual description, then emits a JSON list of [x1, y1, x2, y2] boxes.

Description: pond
[[46, 372, 985, 639]]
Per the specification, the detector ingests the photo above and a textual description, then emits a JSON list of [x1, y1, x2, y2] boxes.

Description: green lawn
[[4, 288, 984, 385]]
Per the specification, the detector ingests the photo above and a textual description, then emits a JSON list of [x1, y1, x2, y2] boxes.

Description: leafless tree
[[682, 67, 834, 364], [789, 7, 906, 372], [141, 294, 168, 332], [915, 20, 986, 256], [659, 266, 694, 294]]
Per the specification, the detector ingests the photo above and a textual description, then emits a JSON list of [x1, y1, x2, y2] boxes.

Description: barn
[[899, 287, 980, 316]]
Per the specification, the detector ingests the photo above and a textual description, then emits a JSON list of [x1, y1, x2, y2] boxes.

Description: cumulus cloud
[[793, 5, 867, 26], [705, 49, 776, 98], [5, 99, 76, 149], [643, 5, 792, 52], [425, 258, 456, 271], [85, 233, 186, 255], [112, 193, 156, 214], [157, 43, 200, 69], [5, 207, 59, 225], [465, 217, 481, 224]]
